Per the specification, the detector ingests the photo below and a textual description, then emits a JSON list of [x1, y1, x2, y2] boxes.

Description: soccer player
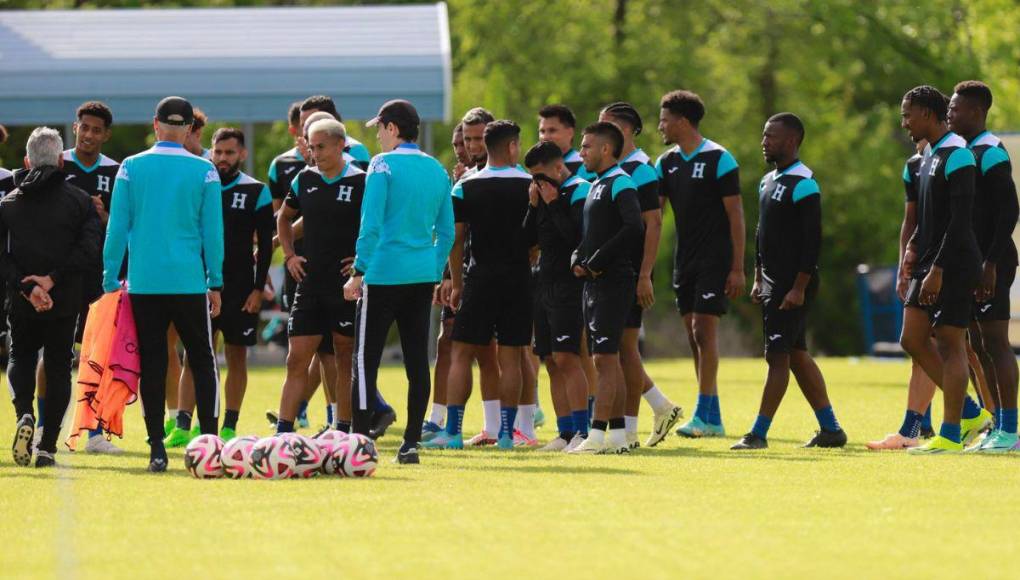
[[656, 90, 742, 442], [268, 102, 307, 213], [598, 102, 676, 449], [569, 121, 644, 454], [731, 113, 846, 450], [523, 141, 593, 451], [345, 99, 454, 465], [948, 80, 1018, 452], [184, 107, 210, 158], [424, 120, 533, 451], [300, 95, 372, 170], [103, 96, 224, 472], [165, 128, 274, 443], [539, 104, 592, 179], [275, 119, 363, 434]]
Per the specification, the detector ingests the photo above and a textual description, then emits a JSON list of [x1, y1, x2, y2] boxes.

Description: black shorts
[[583, 276, 635, 355], [974, 262, 1015, 322], [760, 277, 818, 354], [212, 292, 259, 346], [904, 265, 980, 329], [674, 262, 729, 316], [452, 274, 532, 346], [440, 304, 456, 323], [533, 278, 584, 357], [288, 287, 356, 338]]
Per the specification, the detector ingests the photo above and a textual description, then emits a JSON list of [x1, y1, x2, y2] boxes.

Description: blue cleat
[[421, 421, 444, 442], [676, 415, 726, 438], [421, 432, 463, 450], [497, 434, 514, 450]]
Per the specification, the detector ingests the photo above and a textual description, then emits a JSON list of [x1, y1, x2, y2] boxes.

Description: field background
[[3, 358, 1020, 579]]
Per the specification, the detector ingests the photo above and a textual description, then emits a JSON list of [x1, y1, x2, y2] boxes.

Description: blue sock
[[556, 416, 574, 440], [939, 422, 961, 444], [375, 391, 393, 413], [36, 397, 45, 427], [276, 419, 295, 434], [336, 421, 351, 433], [572, 409, 590, 437], [708, 395, 722, 425], [297, 399, 309, 418], [751, 415, 772, 439], [325, 404, 334, 426], [1001, 408, 1018, 434], [921, 405, 933, 429], [898, 410, 923, 438], [587, 396, 595, 424], [814, 406, 841, 432], [89, 428, 103, 438], [447, 405, 464, 436], [695, 394, 711, 423], [500, 407, 517, 439], [962, 396, 981, 420]]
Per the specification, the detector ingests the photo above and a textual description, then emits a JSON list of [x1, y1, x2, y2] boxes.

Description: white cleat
[[646, 406, 683, 447], [602, 430, 630, 455], [626, 431, 640, 450], [563, 433, 586, 453], [567, 435, 604, 454], [539, 437, 570, 452], [85, 434, 124, 454]]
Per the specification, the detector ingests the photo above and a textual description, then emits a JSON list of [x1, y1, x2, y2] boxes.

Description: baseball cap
[[156, 96, 195, 126], [366, 99, 420, 129]]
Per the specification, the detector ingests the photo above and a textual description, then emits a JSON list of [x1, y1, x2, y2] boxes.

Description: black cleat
[[35, 450, 55, 468], [803, 428, 848, 448], [148, 457, 168, 473], [394, 445, 420, 465], [731, 432, 768, 450], [12, 414, 34, 467], [919, 426, 936, 440], [369, 409, 397, 440]]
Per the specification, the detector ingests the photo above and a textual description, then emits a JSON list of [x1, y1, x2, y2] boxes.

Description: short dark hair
[[600, 102, 642, 135], [76, 101, 114, 128], [191, 107, 208, 131], [903, 85, 948, 122], [767, 112, 805, 145], [288, 101, 302, 127], [212, 127, 245, 147], [954, 80, 993, 112], [301, 95, 341, 122], [660, 90, 705, 127], [538, 104, 576, 128], [583, 121, 625, 158], [462, 107, 494, 127], [483, 120, 520, 152], [524, 141, 564, 168]]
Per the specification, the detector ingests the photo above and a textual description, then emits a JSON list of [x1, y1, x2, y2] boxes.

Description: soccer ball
[[331, 432, 378, 478], [184, 434, 224, 479], [315, 430, 349, 474], [221, 435, 258, 479], [249, 436, 296, 480], [282, 433, 322, 478]]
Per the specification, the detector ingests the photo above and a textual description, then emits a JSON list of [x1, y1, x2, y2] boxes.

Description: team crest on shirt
[[369, 157, 391, 175]]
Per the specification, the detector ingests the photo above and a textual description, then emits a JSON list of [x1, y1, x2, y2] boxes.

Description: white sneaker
[[32, 426, 43, 453], [646, 405, 683, 447], [568, 435, 604, 454], [563, 433, 586, 453], [85, 434, 124, 454], [626, 431, 640, 450], [539, 437, 570, 452]]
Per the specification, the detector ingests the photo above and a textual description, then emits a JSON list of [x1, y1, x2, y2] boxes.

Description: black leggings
[[352, 283, 433, 446], [131, 294, 219, 446], [8, 314, 77, 453]]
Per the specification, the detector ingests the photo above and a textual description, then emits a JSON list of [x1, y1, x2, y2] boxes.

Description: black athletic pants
[[131, 294, 219, 446], [8, 313, 77, 453], [352, 283, 433, 447]]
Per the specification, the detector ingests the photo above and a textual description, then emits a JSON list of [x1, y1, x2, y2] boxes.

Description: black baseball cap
[[366, 99, 420, 129], [156, 96, 194, 126]]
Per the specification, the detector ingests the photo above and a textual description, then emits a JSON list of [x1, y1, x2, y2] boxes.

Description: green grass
[[2, 357, 1019, 579]]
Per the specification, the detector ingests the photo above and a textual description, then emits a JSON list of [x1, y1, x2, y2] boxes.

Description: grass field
[[2, 357, 1020, 579]]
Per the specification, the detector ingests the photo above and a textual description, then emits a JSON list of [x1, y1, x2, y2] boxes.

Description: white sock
[[518, 404, 537, 439], [587, 428, 606, 446], [167, 409, 178, 421], [482, 400, 501, 435], [429, 403, 447, 426], [642, 386, 673, 415], [624, 415, 638, 435], [608, 428, 627, 448], [329, 403, 337, 421]]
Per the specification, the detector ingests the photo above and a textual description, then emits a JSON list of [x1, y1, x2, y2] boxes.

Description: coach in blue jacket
[[103, 96, 224, 473]]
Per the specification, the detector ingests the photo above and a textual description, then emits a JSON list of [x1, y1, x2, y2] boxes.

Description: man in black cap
[[103, 96, 224, 472]]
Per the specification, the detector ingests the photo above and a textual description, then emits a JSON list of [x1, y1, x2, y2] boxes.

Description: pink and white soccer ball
[[314, 430, 349, 474], [220, 435, 258, 479], [249, 436, 296, 480], [331, 432, 378, 478], [281, 433, 322, 478], [184, 434, 224, 479]]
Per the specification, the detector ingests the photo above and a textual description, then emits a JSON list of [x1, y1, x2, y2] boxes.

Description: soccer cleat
[[961, 409, 994, 445], [646, 405, 683, 447], [676, 415, 725, 438], [265, 410, 279, 428], [865, 433, 919, 450], [297, 408, 310, 429], [163, 417, 175, 437], [189, 424, 201, 438], [907, 435, 963, 454], [219, 427, 237, 441], [466, 431, 498, 446], [421, 421, 443, 442], [12, 414, 34, 467], [85, 434, 124, 454], [627, 431, 640, 450], [512, 429, 540, 448], [163, 427, 194, 448], [369, 409, 397, 440], [564, 433, 586, 452], [539, 437, 570, 452], [567, 435, 604, 454], [422, 432, 463, 450], [966, 429, 1018, 453], [35, 450, 56, 468], [534, 407, 546, 429], [148, 457, 169, 473], [731, 433, 768, 450], [497, 434, 514, 449], [919, 426, 936, 439], [394, 446, 420, 465], [803, 429, 848, 448]]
